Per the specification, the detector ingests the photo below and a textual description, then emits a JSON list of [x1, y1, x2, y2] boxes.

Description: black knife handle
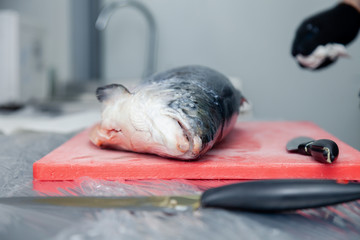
[[200, 179, 360, 212], [298, 139, 339, 163]]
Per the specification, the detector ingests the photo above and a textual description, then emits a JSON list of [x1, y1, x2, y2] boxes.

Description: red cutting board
[[33, 121, 360, 181]]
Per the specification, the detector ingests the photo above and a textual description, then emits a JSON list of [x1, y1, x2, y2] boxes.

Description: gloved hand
[[291, 3, 360, 70]]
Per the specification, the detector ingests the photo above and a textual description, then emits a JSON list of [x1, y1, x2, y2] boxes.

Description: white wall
[[101, 0, 360, 150], [0, 0, 72, 83]]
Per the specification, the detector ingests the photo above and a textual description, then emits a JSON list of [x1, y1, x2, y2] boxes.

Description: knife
[[1, 179, 360, 212], [286, 137, 339, 163]]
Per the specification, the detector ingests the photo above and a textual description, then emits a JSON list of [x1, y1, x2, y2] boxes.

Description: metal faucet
[[96, 0, 158, 79]]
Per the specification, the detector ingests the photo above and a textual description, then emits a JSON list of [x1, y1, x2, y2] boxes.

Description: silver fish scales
[[90, 65, 246, 160]]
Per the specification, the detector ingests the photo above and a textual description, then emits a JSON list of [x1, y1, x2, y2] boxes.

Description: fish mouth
[[166, 114, 195, 159], [176, 119, 194, 154]]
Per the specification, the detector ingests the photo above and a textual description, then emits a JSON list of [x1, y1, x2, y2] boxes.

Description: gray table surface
[[1, 130, 360, 240]]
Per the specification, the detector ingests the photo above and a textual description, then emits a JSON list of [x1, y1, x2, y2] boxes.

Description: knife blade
[[0, 195, 201, 211], [1, 179, 360, 212], [286, 137, 339, 163]]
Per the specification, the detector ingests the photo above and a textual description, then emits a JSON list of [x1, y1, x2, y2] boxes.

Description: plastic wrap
[[1, 131, 360, 240]]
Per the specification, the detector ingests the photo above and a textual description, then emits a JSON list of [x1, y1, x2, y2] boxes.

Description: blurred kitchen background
[[0, 0, 359, 150]]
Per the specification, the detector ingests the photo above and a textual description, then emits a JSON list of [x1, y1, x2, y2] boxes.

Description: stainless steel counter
[[1, 128, 360, 240]]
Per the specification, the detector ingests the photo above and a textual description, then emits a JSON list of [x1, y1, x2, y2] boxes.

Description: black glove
[[291, 3, 360, 70]]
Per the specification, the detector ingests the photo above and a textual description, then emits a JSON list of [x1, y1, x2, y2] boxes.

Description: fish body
[[90, 65, 245, 160]]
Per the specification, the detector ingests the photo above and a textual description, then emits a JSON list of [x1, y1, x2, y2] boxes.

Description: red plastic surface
[[33, 121, 360, 181]]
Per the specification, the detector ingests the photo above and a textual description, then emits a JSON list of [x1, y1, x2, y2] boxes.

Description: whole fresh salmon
[[89, 65, 246, 160]]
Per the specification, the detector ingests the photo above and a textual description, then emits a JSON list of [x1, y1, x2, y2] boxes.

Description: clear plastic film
[[1, 131, 360, 240]]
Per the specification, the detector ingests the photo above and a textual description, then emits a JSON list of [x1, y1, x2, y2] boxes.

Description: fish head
[[134, 107, 203, 159], [89, 83, 202, 159]]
